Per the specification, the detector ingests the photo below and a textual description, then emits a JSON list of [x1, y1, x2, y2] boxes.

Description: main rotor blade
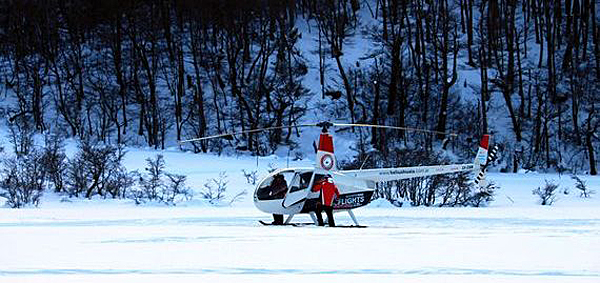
[[179, 122, 459, 144], [332, 123, 458, 137], [178, 124, 318, 144]]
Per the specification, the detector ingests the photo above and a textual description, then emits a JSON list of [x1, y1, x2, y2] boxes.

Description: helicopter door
[[282, 171, 313, 208]]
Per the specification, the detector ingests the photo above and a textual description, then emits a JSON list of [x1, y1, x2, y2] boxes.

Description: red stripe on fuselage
[[318, 133, 334, 153]]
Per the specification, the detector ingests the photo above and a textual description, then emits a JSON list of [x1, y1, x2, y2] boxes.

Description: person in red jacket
[[311, 175, 340, 227]]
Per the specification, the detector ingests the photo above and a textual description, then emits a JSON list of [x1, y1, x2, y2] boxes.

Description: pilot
[[270, 174, 288, 225], [311, 175, 340, 227], [270, 174, 288, 198]]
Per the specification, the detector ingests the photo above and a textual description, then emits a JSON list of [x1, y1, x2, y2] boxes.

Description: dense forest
[[0, 0, 599, 176]]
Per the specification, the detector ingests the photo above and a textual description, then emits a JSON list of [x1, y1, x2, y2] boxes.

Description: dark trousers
[[315, 203, 335, 227], [272, 214, 284, 225]]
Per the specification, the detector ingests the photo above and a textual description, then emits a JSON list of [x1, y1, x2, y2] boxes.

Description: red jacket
[[312, 179, 340, 207]]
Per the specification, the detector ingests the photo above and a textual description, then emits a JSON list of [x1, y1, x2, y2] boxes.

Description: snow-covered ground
[[1, 149, 599, 283], [1, 1, 598, 281]]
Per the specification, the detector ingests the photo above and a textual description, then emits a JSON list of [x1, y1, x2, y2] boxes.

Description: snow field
[[1, 149, 599, 282], [1, 204, 599, 282]]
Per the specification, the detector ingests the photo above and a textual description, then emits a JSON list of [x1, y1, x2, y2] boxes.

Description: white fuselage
[[253, 168, 375, 215]]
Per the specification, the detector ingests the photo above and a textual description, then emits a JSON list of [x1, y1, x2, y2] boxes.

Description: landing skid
[[308, 210, 361, 226], [258, 220, 366, 228], [259, 210, 365, 228], [258, 220, 311, 226]]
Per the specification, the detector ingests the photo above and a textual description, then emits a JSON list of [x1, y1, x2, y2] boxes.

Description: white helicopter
[[180, 122, 497, 227]]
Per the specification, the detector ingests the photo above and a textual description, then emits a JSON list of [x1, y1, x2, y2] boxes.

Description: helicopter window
[[256, 171, 294, 200], [280, 171, 295, 185], [289, 172, 314, 193], [256, 176, 274, 200], [289, 175, 301, 193]]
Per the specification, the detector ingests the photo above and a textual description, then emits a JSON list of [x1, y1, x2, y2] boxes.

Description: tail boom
[[340, 135, 494, 185]]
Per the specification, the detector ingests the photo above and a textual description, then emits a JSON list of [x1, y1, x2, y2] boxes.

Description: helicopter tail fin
[[473, 135, 490, 186], [315, 132, 337, 171], [474, 135, 500, 186], [474, 135, 490, 168]]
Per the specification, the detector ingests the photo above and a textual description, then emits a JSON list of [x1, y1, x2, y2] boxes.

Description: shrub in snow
[[105, 168, 137, 199], [367, 146, 497, 207], [242, 169, 258, 185], [163, 173, 193, 204], [41, 134, 67, 193], [7, 118, 34, 158], [65, 156, 89, 198], [371, 148, 454, 207], [375, 171, 497, 208], [201, 171, 228, 204], [133, 155, 193, 205], [468, 182, 497, 207], [0, 120, 46, 208], [200, 172, 245, 205], [65, 140, 129, 199], [532, 180, 558, 205], [138, 154, 166, 201], [0, 151, 45, 208], [437, 172, 474, 207], [571, 176, 594, 198]]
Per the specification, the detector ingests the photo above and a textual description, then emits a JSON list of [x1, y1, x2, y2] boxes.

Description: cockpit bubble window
[[256, 170, 294, 200]]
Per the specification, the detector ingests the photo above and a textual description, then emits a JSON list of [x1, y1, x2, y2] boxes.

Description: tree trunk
[[333, 47, 355, 124], [479, 47, 489, 134], [435, 12, 458, 140], [587, 131, 597, 175], [113, 15, 127, 142]]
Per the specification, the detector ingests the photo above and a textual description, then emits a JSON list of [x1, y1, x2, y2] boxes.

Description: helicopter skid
[[258, 220, 367, 228]]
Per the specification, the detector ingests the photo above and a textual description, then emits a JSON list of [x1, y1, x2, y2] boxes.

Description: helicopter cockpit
[[255, 170, 319, 201], [255, 170, 293, 200]]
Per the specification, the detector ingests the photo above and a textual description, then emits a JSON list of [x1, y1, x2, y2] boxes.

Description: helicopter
[[179, 122, 498, 227]]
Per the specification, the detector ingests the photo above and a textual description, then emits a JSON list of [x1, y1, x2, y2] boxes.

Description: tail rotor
[[474, 140, 499, 186]]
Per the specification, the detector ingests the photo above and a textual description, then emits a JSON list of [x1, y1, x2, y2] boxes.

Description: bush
[[132, 155, 193, 205], [201, 171, 228, 204], [104, 168, 136, 199], [571, 176, 594, 198], [242, 169, 258, 185], [163, 173, 193, 203], [41, 134, 67, 193], [200, 171, 246, 205], [532, 180, 559, 205], [7, 118, 34, 158], [0, 120, 46, 208], [65, 140, 128, 199], [468, 182, 497, 207], [373, 148, 456, 207], [0, 152, 45, 208], [437, 172, 474, 207], [138, 154, 166, 201], [376, 170, 496, 207]]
